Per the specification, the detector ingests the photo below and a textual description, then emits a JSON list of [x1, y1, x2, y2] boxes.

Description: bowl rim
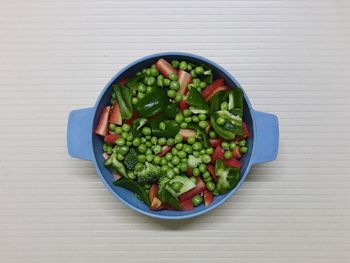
[[90, 52, 257, 219]]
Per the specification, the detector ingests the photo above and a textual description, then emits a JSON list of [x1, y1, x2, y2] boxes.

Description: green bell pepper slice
[[159, 187, 181, 210], [186, 87, 209, 112], [135, 87, 168, 118], [164, 102, 179, 119], [113, 84, 133, 120], [113, 178, 150, 206], [215, 159, 240, 194]]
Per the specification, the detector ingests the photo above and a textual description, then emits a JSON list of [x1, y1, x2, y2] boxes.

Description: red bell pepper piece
[[179, 100, 189, 111], [232, 146, 242, 159], [109, 103, 122, 125], [209, 138, 222, 148], [211, 146, 225, 163], [104, 134, 120, 144], [201, 79, 228, 101], [149, 184, 158, 203], [186, 167, 193, 177], [179, 178, 206, 202], [177, 70, 192, 95], [95, 106, 110, 136], [119, 78, 128, 85], [207, 164, 218, 183], [158, 145, 172, 157], [242, 122, 250, 138], [224, 158, 241, 168], [180, 199, 194, 211], [179, 129, 196, 140], [155, 58, 177, 78], [150, 197, 162, 211], [203, 191, 213, 207]]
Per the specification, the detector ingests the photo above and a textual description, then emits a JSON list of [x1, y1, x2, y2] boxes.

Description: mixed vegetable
[[95, 58, 250, 211]]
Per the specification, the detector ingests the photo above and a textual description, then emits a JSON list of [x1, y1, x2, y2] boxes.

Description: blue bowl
[[67, 52, 279, 220]]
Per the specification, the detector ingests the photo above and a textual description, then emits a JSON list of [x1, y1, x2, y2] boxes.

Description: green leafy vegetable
[[135, 87, 168, 117], [113, 178, 150, 205]]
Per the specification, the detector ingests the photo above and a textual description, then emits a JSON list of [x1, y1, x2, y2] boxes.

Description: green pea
[[116, 138, 125, 146], [161, 165, 169, 172], [193, 151, 200, 158], [240, 146, 248, 153], [126, 134, 133, 141], [111, 92, 117, 99], [206, 182, 216, 192], [239, 140, 246, 147], [103, 144, 108, 152], [145, 69, 151, 76], [175, 94, 183, 102], [175, 134, 183, 143], [170, 81, 180, 91], [171, 156, 180, 165], [201, 154, 211, 164], [216, 117, 225, 126], [175, 143, 183, 150], [157, 79, 163, 87], [171, 148, 178, 155], [147, 76, 156, 86], [161, 158, 167, 166], [138, 83, 146, 93], [221, 142, 230, 150], [157, 74, 164, 80], [146, 86, 154, 93], [229, 142, 236, 150], [171, 60, 179, 69], [153, 156, 161, 164], [220, 102, 228, 110], [145, 141, 152, 148], [224, 151, 233, 159], [202, 171, 211, 180], [193, 168, 200, 177], [199, 82, 207, 89], [132, 97, 138, 105], [184, 117, 192, 123], [209, 131, 217, 139], [199, 164, 207, 173], [167, 89, 177, 98], [165, 153, 173, 161], [121, 132, 128, 139], [177, 151, 186, 159], [132, 90, 137, 96], [183, 145, 193, 154], [188, 137, 196, 145], [173, 167, 180, 174], [166, 169, 175, 179], [141, 137, 147, 143], [109, 123, 116, 131], [122, 124, 131, 132], [142, 127, 151, 136], [183, 109, 191, 117], [194, 66, 204, 75], [172, 181, 183, 192], [146, 148, 153, 155], [137, 92, 145, 99], [190, 70, 197, 78], [179, 61, 187, 70], [175, 113, 184, 123], [168, 72, 178, 81], [118, 146, 129, 155], [212, 189, 220, 196], [192, 116, 199, 123], [150, 136, 158, 145], [115, 127, 123, 135], [126, 141, 132, 146], [179, 163, 188, 172], [198, 120, 208, 129], [167, 138, 175, 146], [137, 154, 146, 163], [206, 147, 214, 155], [106, 145, 113, 154], [180, 122, 188, 129], [187, 64, 193, 71], [146, 154, 154, 162], [162, 78, 170, 86], [132, 137, 141, 147], [153, 145, 162, 154], [193, 142, 202, 151], [158, 137, 167, 146], [204, 176, 212, 183], [192, 195, 203, 206], [117, 153, 125, 161], [138, 144, 147, 153], [198, 114, 206, 121], [190, 177, 197, 184], [150, 68, 159, 77]]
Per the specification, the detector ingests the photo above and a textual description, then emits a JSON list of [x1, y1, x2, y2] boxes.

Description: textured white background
[[1, 0, 350, 262]]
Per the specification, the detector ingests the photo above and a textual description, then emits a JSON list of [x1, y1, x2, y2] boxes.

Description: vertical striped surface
[[0, 0, 349, 262]]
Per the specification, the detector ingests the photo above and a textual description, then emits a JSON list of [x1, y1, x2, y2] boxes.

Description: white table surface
[[1, 0, 350, 262]]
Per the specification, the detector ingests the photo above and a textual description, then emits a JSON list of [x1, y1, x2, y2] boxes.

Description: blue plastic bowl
[[67, 52, 279, 220]]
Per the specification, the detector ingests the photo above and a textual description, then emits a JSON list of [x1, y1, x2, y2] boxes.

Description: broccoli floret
[[124, 148, 138, 170], [136, 162, 163, 185], [215, 159, 240, 194]]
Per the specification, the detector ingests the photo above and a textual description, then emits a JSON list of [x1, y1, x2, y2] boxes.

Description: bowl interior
[[92, 53, 254, 219]]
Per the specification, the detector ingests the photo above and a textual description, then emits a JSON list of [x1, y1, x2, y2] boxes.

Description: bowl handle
[[67, 107, 94, 161], [251, 110, 279, 165]]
